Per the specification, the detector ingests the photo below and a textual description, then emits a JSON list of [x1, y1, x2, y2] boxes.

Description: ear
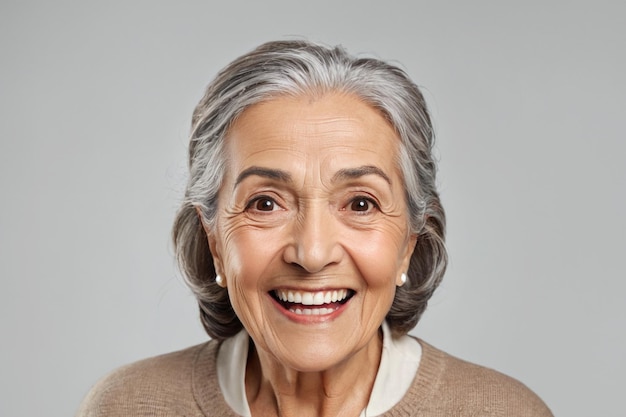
[[195, 206, 226, 287], [397, 233, 417, 286]]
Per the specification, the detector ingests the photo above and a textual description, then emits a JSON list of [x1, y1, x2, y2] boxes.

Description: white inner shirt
[[216, 321, 421, 416]]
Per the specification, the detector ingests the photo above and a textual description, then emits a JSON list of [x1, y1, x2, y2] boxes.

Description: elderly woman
[[77, 40, 553, 416]]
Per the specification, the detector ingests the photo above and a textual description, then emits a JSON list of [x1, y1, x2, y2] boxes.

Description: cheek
[[220, 232, 269, 333], [347, 224, 410, 285], [217, 224, 283, 307], [218, 221, 264, 279]]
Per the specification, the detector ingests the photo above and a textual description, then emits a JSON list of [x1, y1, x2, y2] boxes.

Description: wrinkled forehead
[[222, 93, 404, 183]]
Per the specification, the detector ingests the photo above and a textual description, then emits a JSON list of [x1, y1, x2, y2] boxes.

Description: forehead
[[224, 93, 402, 172]]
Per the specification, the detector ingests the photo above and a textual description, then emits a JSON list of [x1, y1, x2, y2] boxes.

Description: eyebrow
[[234, 166, 293, 187], [332, 165, 392, 185], [233, 165, 392, 188]]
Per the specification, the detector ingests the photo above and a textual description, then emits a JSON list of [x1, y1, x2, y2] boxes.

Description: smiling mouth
[[271, 289, 355, 315]]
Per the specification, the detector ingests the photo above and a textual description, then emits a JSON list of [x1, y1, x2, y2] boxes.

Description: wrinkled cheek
[[217, 226, 244, 273], [221, 238, 270, 333], [227, 279, 264, 333]]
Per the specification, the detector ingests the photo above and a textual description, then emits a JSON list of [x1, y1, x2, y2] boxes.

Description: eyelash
[[346, 195, 380, 214], [245, 195, 281, 213]]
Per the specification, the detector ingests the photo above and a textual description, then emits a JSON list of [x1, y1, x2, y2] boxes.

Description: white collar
[[216, 321, 421, 417]]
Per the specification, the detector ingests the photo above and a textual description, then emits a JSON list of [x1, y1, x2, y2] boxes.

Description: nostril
[[281, 209, 344, 272], [291, 247, 342, 273]]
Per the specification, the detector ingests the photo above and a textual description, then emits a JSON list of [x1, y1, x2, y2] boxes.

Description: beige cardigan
[[76, 338, 553, 416]]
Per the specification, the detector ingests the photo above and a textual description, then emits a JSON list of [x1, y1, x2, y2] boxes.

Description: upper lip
[[272, 288, 353, 306]]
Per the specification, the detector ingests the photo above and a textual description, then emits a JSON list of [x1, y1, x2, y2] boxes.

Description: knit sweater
[[76, 339, 553, 416]]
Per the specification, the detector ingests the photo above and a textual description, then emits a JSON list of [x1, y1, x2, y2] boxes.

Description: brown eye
[[246, 196, 281, 213], [254, 198, 276, 211], [350, 198, 374, 212]]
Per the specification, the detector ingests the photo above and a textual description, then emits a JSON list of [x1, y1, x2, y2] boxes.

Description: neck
[[245, 330, 382, 417]]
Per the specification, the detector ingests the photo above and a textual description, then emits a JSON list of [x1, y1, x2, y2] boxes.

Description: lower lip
[[269, 295, 351, 324]]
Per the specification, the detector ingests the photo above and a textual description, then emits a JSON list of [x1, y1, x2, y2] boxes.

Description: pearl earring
[[400, 273, 407, 285], [215, 275, 223, 286]]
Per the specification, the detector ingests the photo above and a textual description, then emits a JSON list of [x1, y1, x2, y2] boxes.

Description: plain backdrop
[[1, 1, 624, 416]]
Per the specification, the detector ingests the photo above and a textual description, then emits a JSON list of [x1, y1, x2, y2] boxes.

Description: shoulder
[[392, 339, 553, 417], [75, 341, 223, 417]]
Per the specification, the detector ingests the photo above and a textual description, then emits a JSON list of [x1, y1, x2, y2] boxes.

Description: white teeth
[[275, 289, 350, 306], [313, 292, 324, 305], [289, 307, 338, 315], [302, 292, 314, 305]]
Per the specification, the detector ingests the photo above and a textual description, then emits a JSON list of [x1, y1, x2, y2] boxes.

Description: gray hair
[[172, 40, 447, 339]]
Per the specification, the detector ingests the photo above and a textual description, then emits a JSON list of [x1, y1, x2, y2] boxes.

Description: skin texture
[[203, 93, 417, 417]]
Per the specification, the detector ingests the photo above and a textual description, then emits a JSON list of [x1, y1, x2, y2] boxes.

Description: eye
[[348, 197, 378, 213], [247, 196, 281, 212]]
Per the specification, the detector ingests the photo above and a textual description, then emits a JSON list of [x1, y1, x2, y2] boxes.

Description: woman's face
[[207, 93, 416, 372]]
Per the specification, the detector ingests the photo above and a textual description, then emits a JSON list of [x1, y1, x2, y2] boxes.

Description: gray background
[[1, 1, 624, 416]]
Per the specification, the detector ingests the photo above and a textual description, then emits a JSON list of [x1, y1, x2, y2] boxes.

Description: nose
[[282, 203, 343, 273]]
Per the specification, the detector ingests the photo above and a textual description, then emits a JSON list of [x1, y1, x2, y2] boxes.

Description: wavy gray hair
[[172, 40, 447, 339]]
